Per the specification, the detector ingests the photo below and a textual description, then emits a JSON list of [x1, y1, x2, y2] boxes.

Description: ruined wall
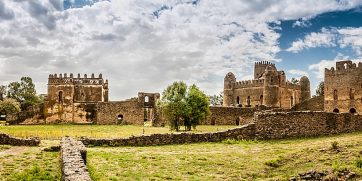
[[324, 61, 362, 113], [6, 104, 45, 125], [44, 102, 96, 124], [0, 133, 40, 146], [292, 96, 324, 111], [96, 101, 144, 125], [205, 107, 257, 125], [254, 111, 362, 139]]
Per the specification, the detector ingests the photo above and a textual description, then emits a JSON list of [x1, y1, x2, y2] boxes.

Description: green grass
[[87, 131, 362, 180], [0, 125, 237, 139], [0, 141, 61, 181]]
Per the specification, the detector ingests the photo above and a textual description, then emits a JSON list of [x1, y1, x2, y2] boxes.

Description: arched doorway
[[350, 108, 357, 114], [333, 108, 339, 113], [58, 91, 63, 103], [211, 117, 216, 125], [117, 114, 124, 124], [246, 96, 251, 107], [235, 117, 240, 126], [236, 96, 240, 105], [290, 96, 294, 107]]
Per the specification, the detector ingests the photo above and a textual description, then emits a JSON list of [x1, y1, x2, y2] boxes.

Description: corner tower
[[262, 65, 280, 107], [223, 72, 236, 106]]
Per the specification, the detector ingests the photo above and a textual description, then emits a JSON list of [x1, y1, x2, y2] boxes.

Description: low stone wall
[[81, 123, 256, 147], [205, 107, 257, 125], [60, 137, 91, 181], [254, 111, 362, 139], [96, 101, 145, 125], [0, 133, 40, 146]]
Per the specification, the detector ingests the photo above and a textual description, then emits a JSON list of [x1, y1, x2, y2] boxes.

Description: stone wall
[[205, 106, 257, 125], [291, 96, 324, 111], [254, 111, 362, 139], [0, 133, 40, 146], [6, 104, 44, 125], [96, 101, 145, 125], [60, 137, 91, 181]]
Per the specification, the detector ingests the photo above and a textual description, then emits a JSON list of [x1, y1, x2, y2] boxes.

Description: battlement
[[48, 73, 108, 86], [234, 79, 264, 88], [255, 61, 275, 66], [286, 82, 301, 90], [325, 60, 362, 76]]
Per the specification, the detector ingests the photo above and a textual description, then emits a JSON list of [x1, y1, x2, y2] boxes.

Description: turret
[[263, 65, 280, 107], [223, 72, 236, 106], [254, 61, 275, 79], [300, 76, 311, 101]]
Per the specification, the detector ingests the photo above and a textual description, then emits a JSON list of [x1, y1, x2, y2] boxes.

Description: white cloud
[[287, 69, 309, 77], [308, 53, 354, 79], [0, 0, 362, 99]]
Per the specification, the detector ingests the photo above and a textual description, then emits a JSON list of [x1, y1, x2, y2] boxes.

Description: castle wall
[[324, 61, 362, 113], [205, 106, 257, 125], [233, 87, 264, 107], [291, 96, 324, 111], [95, 101, 145, 125]]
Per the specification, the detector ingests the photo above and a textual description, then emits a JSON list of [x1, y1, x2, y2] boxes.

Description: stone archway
[[117, 114, 124, 124], [333, 108, 339, 113], [350, 108, 357, 114]]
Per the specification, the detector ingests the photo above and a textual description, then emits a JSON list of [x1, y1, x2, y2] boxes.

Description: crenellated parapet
[[325, 60, 362, 76], [234, 79, 264, 88], [255, 61, 275, 66], [286, 82, 301, 90], [48, 73, 107, 86]]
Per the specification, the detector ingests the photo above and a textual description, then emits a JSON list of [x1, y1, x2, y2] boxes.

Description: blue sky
[[0, 0, 362, 99]]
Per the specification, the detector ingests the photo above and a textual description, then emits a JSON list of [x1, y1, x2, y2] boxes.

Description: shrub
[[331, 141, 339, 150], [356, 158, 362, 169]]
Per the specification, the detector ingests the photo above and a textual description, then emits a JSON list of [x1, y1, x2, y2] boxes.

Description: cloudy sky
[[0, 0, 362, 100]]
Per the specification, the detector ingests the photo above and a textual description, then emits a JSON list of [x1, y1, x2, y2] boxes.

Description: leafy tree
[[0, 98, 21, 115], [7, 77, 42, 110], [159, 81, 210, 131], [209, 92, 223, 106], [316, 81, 324, 97], [0, 85, 6, 101], [185, 85, 210, 131], [290, 78, 299, 84]]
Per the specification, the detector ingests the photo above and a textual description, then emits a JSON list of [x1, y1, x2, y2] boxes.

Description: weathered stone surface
[[60, 137, 91, 181], [0, 133, 40, 146], [291, 96, 324, 111]]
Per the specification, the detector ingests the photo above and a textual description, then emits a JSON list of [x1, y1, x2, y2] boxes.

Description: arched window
[[333, 108, 339, 113], [260, 95, 263, 105], [333, 90, 338, 100], [246, 96, 251, 107], [145, 96, 149, 103], [236, 96, 240, 105], [350, 88, 355, 100], [350, 108, 357, 114], [58, 91, 63, 103], [117, 114, 124, 124]]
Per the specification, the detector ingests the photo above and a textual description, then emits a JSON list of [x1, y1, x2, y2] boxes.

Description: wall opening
[[235, 117, 240, 125], [333, 90, 338, 100], [350, 108, 357, 114], [145, 96, 149, 103], [350, 88, 355, 100], [290, 96, 294, 107], [236, 96, 240, 105], [211, 117, 216, 125], [58, 91, 63, 103], [117, 114, 124, 124], [260, 95, 263, 105], [246, 96, 251, 107], [333, 108, 339, 113]]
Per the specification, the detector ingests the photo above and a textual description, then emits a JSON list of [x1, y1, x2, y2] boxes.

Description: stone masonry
[[0, 133, 40, 146], [60, 137, 91, 181]]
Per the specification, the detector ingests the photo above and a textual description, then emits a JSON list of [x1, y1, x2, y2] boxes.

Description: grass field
[[0, 125, 237, 139], [0, 141, 61, 181], [87, 132, 362, 180]]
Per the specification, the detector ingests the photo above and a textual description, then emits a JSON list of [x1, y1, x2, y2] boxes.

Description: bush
[[331, 141, 339, 150], [265, 157, 283, 168], [356, 158, 362, 169]]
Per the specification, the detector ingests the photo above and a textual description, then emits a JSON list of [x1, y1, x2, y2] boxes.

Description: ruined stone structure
[[223, 61, 311, 109], [325, 60, 362, 114], [7, 73, 160, 125]]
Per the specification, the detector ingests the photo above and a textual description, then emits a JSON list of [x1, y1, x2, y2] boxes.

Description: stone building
[[223, 61, 311, 109], [324, 60, 362, 114]]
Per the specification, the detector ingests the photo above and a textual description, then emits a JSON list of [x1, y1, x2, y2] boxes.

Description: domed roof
[[224, 72, 236, 81], [300, 76, 310, 82]]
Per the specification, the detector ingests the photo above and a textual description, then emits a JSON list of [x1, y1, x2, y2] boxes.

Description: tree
[[0, 98, 21, 115], [159, 81, 210, 131], [0, 85, 6, 101], [316, 81, 324, 97], [290, 78, 299, 84], [7, 77, 42, 110], [209, 92, 223, 106], [185, 85, 210, 131]]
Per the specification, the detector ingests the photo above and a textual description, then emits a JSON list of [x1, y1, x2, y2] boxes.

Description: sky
[[0, 0, 362, 100]]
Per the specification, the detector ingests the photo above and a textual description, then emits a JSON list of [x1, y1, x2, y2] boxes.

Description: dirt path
[[0, 146, 26, 157]]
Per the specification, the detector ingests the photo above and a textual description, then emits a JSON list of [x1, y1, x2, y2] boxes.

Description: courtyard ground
[[0, 125, 237, 139]]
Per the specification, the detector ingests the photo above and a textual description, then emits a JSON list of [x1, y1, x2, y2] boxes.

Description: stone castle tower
[[223, 61, 311, 108], [325, 60, 362, 113]]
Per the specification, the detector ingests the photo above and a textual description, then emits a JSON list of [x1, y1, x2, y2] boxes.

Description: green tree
[[185, 85, 210, 131], [316, 81, 324, 97], [7, 77, 41, 110], [209, 92, 223, 106], [159, 81, 210, 131], [290, 78, 299, 84], [0, 98, 21, 115], [0, 85, 6, 101]]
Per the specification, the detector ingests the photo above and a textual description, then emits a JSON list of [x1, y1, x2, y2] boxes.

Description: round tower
[[300, 76, 311, 101], [262, 65, 280, 107], [223, 72, 236, 107]]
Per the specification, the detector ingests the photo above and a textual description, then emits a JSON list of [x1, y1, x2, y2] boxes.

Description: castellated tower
[[262, 65, 280, 107], [324, 60, 362, 113], [300, 76, 311, 101], [223, 72, 236, 107], [222, 61, 310, 109]]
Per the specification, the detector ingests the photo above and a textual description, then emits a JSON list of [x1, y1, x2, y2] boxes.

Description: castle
[[325, 60, 362, 114], [223, 61, 311, 109]]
